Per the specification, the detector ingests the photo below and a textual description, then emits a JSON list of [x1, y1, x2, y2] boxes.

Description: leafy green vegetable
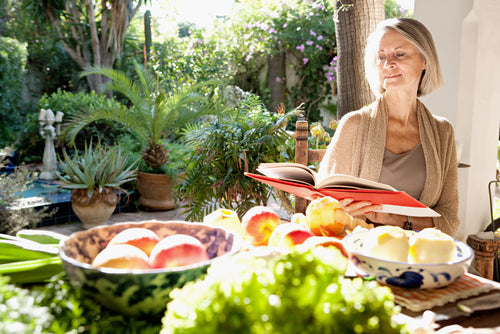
[[0, 276, 53, 334], [0, 231, 64, 284], [161, 247, 408, 334], [16, 229, 68, 245], [32, 275, 163, 334]]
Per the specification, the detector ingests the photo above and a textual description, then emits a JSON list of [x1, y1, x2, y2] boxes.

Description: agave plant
[[57, 141, 138, 206], [64, 61, 216, 173]]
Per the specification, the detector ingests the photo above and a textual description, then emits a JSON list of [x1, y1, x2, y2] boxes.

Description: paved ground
[[40, 199, 291, 236], [38, 206, 189, 236]]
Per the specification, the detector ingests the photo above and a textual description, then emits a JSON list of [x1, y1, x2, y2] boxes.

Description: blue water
[[21, 180, 68, 198], [19, 180, 71, 207]]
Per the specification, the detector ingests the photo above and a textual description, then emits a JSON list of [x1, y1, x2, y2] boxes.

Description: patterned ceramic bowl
[[59, 220, 242, 317], [342, 230, 473, 289]]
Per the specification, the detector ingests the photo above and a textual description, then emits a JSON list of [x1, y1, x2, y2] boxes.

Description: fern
[[178, 95, 298, 221]]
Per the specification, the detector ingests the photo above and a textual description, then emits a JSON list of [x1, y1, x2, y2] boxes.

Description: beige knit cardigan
[[318, 96, 460, 237]]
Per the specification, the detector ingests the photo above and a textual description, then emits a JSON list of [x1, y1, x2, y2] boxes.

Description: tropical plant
[[179, 95, 298, 221], [64, 61, 218, 174], [57, 141, 138, 206]]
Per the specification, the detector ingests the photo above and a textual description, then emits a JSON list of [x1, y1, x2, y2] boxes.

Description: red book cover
[[245, 168, 440, 217]]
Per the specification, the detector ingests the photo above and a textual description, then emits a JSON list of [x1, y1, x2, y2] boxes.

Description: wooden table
[[393, 274, 500, 332]]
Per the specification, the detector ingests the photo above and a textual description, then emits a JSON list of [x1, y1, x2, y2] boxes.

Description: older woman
[[318, 18, 459, 236]]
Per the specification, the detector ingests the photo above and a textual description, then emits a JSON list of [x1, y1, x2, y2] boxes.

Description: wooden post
[[466, 234, 500, 281], [295, 121, 309, 213]]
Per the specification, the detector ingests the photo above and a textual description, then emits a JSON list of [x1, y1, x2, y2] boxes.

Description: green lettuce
[[161, 247, 408, 334]]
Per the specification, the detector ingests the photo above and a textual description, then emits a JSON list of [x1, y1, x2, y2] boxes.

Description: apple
[[290, 212, 309, 230], [203, 208, 245, 236], [298, 236, 349, 258], [305, 197, 352, 237], [241, 206, 282, 246], [107, 227, 160, 256], [267, 222, 313, 248], [92, 244, 151, 270], [150, 234, 210, 269]]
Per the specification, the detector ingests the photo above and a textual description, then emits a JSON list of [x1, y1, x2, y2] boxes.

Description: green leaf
[[0, 239, 58, 264], [16, 229, 68, 244], [0, 256, 63, 284]]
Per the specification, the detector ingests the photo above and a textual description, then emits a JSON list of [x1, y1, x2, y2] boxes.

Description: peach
[[92, 244, 151, 270], [108, 227, 160, 256], [305, 197, 352, 237], [203, 208, 245, 236], [267, 222, 313, 248], [299, 236, 349, 258], [150, 234, 210, 269], [241, 206, 282, 246]]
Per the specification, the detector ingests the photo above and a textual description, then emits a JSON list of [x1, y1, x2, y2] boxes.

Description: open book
[[245, 163, 440, 217]]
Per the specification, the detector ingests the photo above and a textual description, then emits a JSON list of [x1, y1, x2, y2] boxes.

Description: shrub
[[216, 0, 337, 122], [0, 160, 53, 234], [0, 37, 28, 148], [15, 89, 131, 163]]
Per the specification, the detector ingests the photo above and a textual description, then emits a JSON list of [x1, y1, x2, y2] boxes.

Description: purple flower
[[317, 35, 324, 41], [303, 58, 309, 64], [296, 44, 305, 52], [310, 30, 316, 36], [269, 27, 278, 34], [283, 23, 288, 28], [245, 55, 252, 62], [306, 40, 314, 46]]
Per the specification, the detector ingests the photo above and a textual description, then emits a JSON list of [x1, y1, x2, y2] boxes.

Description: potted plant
[[63, 62, 216, 210], [57, 141, 138, 229]]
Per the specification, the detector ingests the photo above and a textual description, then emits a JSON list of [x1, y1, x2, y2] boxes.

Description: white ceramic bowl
[[342, 230, 473, 289]]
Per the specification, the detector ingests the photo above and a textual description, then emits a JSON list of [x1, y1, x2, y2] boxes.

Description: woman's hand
[[339, 198, 383, 218], [364, 211, 405, 227]]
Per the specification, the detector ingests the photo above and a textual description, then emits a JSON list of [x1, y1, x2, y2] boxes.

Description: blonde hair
[[364, 18, 443, 97]]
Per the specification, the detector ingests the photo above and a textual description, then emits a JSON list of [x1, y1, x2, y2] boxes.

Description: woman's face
[[376, 30, 426, 95]]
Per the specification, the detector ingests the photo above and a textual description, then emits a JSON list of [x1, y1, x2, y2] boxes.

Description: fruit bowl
[[342, 230, 473, 289], [59, 220, 242, 316]]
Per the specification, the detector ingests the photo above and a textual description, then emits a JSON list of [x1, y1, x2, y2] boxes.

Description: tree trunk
[[267, 52, 286, 113], [86, 0, 102, 92], [334, 0, 384, 119], [31, 0, 143, 94]]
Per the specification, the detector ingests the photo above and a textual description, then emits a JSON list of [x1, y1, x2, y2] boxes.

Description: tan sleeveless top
[[378, 143, 426, 200]]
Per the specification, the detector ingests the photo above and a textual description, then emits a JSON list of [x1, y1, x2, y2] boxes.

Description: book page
[[317, 174, 396, 191], [256, 163, 318, 186]]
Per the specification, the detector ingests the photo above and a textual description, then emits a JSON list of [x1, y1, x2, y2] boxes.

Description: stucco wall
[[415, 0, 500, 241]]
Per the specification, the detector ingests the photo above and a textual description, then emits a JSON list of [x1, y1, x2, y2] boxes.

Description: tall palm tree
[[64, 62, 216, 172]]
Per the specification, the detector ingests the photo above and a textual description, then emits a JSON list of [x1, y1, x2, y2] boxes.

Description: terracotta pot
[[135, 171, 176, 210], [71, 190, 118, 229]]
